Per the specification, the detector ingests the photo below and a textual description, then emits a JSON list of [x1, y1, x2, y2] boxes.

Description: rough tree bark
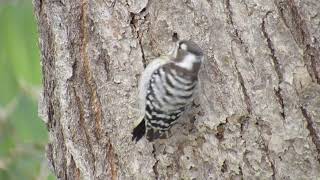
[[34, 0, 320, 179]]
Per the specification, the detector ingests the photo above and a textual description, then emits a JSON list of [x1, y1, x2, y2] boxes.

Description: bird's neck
[[174, 53, 201, 74], [175, 54, 197, 70]]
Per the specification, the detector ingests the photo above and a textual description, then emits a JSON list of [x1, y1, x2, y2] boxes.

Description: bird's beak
[[169, 41, 180, 58]]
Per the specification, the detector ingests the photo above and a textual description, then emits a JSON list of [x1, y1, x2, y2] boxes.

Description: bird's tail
[[132, 118, 146, 142], [146, 128, 163, 142]]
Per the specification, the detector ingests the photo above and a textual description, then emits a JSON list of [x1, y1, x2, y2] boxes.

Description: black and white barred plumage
[[132, 40, 204, 142]]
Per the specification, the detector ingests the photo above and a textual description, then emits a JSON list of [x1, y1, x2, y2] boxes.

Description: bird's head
[[173, 40, 204, 72]]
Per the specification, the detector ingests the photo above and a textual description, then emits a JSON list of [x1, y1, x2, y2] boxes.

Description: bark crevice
[[275, 0, 320, 84], [256, 119, 276, 180], [235, 64, 252, 115], [263, 143, 276, 180], [152, 145, 159, 179], [129, 8, 149, 68], [107, 142, 118, 180], [300, 107, 320, 162], [225, 0, 252, 115], [81, 0, 104, 141], [74, 88, 96, 175], [225, 0, 243, 44], [261, 11, 286, 121]]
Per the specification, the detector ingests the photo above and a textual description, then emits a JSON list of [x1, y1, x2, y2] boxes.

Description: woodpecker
[[132, 40, 204, 142]]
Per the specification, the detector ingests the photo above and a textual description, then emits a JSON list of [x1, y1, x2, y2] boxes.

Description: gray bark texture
[[34, 0, 320, 179]]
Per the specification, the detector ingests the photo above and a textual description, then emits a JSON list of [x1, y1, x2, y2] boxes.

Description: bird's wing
[[137, 56, 171, 117]]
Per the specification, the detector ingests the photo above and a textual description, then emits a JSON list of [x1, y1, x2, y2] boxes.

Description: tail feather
[[146, 128, 161, 142], [146, 128, 167, 142], [132, 119, 146, 142]]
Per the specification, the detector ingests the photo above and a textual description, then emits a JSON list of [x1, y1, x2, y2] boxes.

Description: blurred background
[[0, 1, 54, 179]]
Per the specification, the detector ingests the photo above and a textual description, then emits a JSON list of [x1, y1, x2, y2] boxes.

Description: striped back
[[144, 62, 198, 140]]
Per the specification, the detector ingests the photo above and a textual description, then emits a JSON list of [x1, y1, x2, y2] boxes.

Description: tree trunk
[[34, 0, 320, 179]]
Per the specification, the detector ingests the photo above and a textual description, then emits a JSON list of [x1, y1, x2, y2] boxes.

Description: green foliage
[[0, 1, 54, 179]]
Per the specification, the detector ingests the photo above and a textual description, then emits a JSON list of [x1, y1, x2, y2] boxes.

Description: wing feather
[[138, 56, 171, 115]]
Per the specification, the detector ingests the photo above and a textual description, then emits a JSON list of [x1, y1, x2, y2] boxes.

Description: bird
[[132, 40, 204, 142]]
